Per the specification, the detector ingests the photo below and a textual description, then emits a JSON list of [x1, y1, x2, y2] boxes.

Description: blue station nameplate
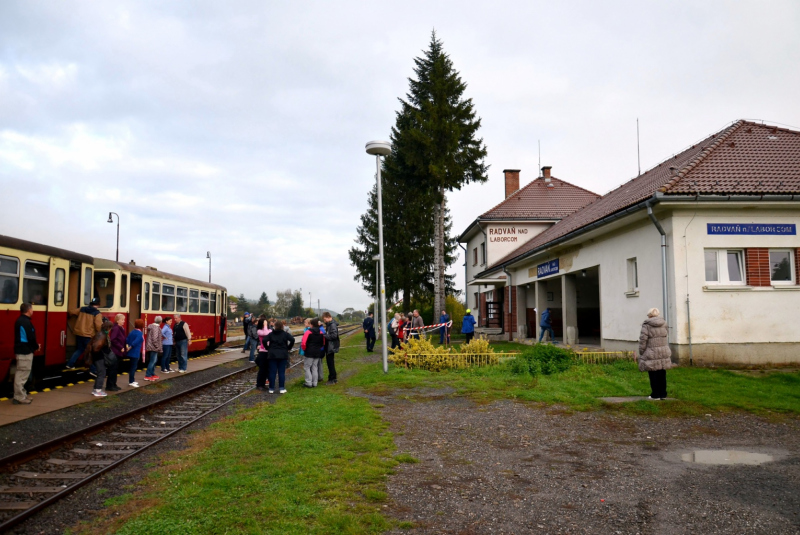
[[707, 223, 796, 235], [537, 259, 559, 277]]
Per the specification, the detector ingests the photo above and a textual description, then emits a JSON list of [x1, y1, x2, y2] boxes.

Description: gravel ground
[[0, 353, 255, 459], [370, 392, 800, 534], [4, 362, 309, 535]]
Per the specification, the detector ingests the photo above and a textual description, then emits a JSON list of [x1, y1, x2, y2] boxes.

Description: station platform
[[0, 348, 248, 428]]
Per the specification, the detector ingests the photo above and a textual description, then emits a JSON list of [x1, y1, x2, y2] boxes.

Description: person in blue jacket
[[538, 307, 556, 344], [461, 309, 476, 344], [439, 309, 451, 345]]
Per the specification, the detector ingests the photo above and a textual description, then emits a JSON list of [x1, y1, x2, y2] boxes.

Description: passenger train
[[0, 234, 228, 387]]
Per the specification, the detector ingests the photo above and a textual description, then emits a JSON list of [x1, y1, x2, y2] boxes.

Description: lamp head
[[365, 141, 392, 156], [107, 213, 113, 223], [206, 251, 211, 259]]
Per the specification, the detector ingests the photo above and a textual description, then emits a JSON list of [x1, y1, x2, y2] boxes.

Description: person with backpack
[[12, 303, 39, 404], [301, 318, 326, 387], [389, 313, 400, 349], [125, 319, 145, 387], [322, 312, 339, 385], [66, 297, 104, 369], [85, 318, 114, 397], [246, 314, 259, 362], [538, 307, 556, 344], [461, 309, 477, 344]]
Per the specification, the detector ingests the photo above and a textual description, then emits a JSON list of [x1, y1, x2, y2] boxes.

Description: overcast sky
[[1, 1, 799, 313]]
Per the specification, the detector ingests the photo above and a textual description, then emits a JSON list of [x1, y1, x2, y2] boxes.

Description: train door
[[45, 257, 70, 367], [129, 275, 141, 332], [66, 263, 93, 355]]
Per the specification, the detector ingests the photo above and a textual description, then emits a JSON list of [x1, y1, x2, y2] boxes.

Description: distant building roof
[[492, 120, 800, 267], [480, 175, 600, 220]]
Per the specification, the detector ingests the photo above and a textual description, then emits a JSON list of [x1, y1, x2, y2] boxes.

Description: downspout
[[502, 266, 513, 341], [646, 200, 669, 325], [459, 243, 467, 308]]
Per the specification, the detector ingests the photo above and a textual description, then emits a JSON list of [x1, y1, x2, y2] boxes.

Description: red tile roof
[[480, 176, 600, 220], [491, 120, 800, 267]]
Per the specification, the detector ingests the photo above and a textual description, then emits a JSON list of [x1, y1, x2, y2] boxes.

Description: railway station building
[[459, 120, 800, 366]]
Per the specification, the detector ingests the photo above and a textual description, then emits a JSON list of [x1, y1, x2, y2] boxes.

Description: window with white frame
[[769, 250, 794, 284], [626, 258, 638, 292], [704, 249, 745, 285], [480, 242, 486, 265]]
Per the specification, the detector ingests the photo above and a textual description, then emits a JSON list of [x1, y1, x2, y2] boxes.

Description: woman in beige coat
[[638, 308, 673, 400]]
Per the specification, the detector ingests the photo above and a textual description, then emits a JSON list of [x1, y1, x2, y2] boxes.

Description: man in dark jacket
[[322, 312, 339, 385], [241, 312, 251, 353], [363, 312, 376, 352], [538, 307, 556, 344], [13, 303, 40, 404]]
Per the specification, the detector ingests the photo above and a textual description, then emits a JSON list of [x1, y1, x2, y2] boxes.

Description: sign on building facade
[[707, 223, 796, 235]]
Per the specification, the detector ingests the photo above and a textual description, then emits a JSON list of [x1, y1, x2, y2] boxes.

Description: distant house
[[459, 120, 800, 366]]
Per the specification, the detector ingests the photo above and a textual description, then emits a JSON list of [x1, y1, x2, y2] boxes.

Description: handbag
[[103, 347, 118, 368]]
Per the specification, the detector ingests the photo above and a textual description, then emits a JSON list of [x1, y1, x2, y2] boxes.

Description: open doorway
[[575, 266, 601, 346]]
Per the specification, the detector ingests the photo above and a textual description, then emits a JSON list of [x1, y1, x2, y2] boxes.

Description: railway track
[[0, 324, 359, 530]]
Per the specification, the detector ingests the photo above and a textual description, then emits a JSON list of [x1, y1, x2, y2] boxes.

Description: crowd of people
[[242, 311, 340, 394]]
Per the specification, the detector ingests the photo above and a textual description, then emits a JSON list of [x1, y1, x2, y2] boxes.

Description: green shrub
[[512, 343, 578, 377]]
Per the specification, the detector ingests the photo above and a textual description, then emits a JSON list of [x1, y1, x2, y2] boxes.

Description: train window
[[189, 289, 199, 313], [200, 291, 209, 313], [0, 255, 20, 304], [120, 274, 128, 308], [144, 282, 150, 310], [23, 261, 49, 305], [83, 267, 92, 305], [211, 292, 217, 315], [162, 284, 175, 312], [176, 287, 188, 312], [93, 271, 116, 309], [152, 282, 161, 311], [54, 268, 65, 306]]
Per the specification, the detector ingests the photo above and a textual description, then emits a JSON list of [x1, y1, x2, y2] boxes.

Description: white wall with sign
[[485, 222, 551, 266]]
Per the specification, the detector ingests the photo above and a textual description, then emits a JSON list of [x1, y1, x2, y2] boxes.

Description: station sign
[[537, 259, 559, 277], [707, 223, 796, 235]]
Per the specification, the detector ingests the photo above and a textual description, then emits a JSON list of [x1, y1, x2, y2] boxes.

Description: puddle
[[681, 450, 774, 465]]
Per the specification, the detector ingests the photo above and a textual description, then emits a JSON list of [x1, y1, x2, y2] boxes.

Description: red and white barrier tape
[[408, 320, 453, 332]]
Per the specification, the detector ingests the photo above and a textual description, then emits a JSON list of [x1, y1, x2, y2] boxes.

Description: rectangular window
[[24, 261, 49, 305], [200, 291, 210, 313], [0, 255, 20, 304], [769, 250, 794, 284], [627, 258, 638, 291], [211, 292, 217, 315], [83, 267, 92, 305], [189, 289, 199, 313], [162, 284, 175, 312], [480, 242, 486, 265], [473, 248, 478, 266], [93, 271, 116, 308], [704, 249, 744, 285], [152, 282, 161, 311], [120, 274, 128, 308], [144, 282, 150, 310], [474, 292, 479, 309], [176, 287, 188, 312], [54, 268, 65, 306]]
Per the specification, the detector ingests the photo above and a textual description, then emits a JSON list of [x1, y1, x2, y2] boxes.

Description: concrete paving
[[0, 348, 247, 428]]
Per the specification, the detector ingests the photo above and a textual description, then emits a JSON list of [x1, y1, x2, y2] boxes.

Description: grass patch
[[394, 453, 420, 464], [103, 492, 133, 507]]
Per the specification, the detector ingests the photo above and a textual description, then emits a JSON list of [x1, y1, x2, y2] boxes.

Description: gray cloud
[[1, 1, 798, 312]]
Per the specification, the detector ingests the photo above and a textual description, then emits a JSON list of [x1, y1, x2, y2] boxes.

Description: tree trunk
[[433, 191, 446, 321]]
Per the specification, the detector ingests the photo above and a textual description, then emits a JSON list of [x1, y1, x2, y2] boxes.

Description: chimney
[[541, 166, 552, 181], [503, 169, 520, 198]]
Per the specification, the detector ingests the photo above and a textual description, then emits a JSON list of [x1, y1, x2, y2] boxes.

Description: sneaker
[[241, 349, 246, 353], [107, 386, 122, 391], [92, 390, 107, 397], [129, 382, 139, 388], [303, 384, 313, 388], [148, 375, 160, 380], [256, 386, 267, 391], [268, 389, 274, 394], [648, 396, 662, 400], [178, 370, 186, 373], [64, 365, 75, 370], [326, 380, 337, 386], [279, 389, 287, 394], [12, 398, 32, 405]]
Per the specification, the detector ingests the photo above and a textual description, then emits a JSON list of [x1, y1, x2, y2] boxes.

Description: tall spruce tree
[[401, 31, 488, 316]]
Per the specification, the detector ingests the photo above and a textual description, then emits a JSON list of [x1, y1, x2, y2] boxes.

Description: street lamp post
[[206, 252, 211, 283], [372, 253, 381, 335], [107, 212, 119, 262], [365, 141, 392, 374]]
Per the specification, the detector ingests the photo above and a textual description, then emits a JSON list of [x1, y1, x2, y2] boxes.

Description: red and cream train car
[[0, 235, 227, 386]]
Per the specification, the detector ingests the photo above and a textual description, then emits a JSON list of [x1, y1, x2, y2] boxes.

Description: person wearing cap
[[461, 308, 477, 344], [66, 297, 104, 369]]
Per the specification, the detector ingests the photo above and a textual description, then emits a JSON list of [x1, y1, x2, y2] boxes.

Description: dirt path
[[367, 389, 800, 534]]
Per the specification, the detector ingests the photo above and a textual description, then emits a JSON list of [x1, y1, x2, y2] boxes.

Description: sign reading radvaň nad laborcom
[[707, 223, 796, 235], [537, 259, 559, 277]]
